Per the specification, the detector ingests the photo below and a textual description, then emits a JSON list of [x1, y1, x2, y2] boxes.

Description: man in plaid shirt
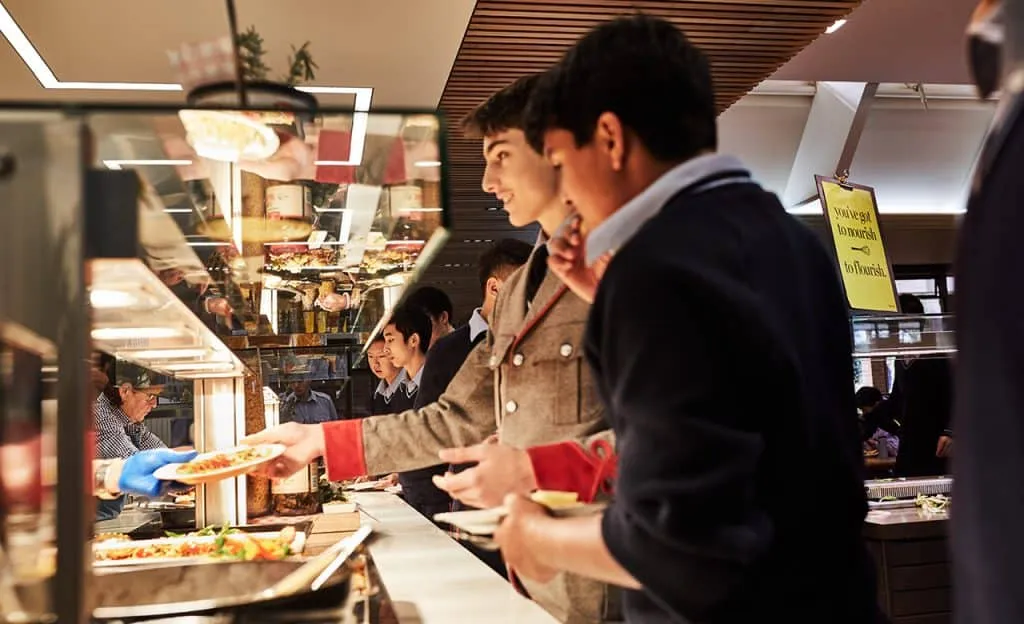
[[93, 383, 166, 460], [94, 363, 167, 459]]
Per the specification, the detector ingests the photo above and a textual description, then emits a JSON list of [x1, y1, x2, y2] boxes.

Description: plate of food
[[93, 525, 305, 568], [153, 444, 286, 485], [433, 490, 607, 536]]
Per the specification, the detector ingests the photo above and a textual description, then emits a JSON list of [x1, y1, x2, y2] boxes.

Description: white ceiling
[[720, 82, 995, 216], [772, 0, 978, 85], [0, 0, 475, 107]]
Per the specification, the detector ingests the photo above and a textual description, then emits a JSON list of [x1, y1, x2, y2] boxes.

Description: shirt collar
[[375, 369, 407, 398], [468, 308, 489, 342], [405, 366, 424, 393], [585, 153, 750, 265]]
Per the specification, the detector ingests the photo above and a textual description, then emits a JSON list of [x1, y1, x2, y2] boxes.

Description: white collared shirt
[[404, 366, 424, 395], [374, 369, 408, 400], [585, 153, 752, 265], [468, 307, 489, 343]]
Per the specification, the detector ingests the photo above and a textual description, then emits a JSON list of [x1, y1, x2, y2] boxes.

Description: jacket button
[[560, 344, 574, 357], [512, 353, 524, 367], [488, 356, 499, 367], [505, 400, 518, 414]]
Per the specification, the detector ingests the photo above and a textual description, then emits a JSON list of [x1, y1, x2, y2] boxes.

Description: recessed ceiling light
[[825, 19, 847, 34]]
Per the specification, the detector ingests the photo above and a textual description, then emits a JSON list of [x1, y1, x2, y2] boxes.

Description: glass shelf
[[852, 313, 955, 358], [0, 102, 452, 377]]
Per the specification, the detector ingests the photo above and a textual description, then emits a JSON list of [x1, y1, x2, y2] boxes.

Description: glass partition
[[0, 103, 451, 378]]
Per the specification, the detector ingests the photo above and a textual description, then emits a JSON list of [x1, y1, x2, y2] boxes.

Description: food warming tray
[[92, 526, 372, 621]]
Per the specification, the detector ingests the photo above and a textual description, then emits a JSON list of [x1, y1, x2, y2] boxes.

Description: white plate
[[92, 530, 306, 568], [345, 479, 391, 492], [434, 502, 607, 536], [153, 444, 286, 485]]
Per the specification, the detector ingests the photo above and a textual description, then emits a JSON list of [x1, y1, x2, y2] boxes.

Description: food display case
[[0, 100, 504, 622]]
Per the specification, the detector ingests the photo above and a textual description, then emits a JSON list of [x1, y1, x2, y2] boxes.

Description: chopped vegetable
[[915, 493, 950, 513]]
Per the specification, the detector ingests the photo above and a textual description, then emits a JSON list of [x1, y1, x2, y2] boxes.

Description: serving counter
[[309, 492, 559, 623], [864, 499, 950, 623]]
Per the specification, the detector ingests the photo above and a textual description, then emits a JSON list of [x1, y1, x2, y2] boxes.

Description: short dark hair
[[404, 286, 454, 325], [524, 14, 717, 161], [461, 74, 543, 138], [387, 305, 433, 355], [899, 293, 925, 315], [478, 239, 533, 293], [855, 387, 883, 409]]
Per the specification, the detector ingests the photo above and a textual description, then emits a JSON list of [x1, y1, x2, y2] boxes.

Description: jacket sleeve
[[595, 265, 773, 621], [526, 430, 617, 503], [322, 339, 496, 480]]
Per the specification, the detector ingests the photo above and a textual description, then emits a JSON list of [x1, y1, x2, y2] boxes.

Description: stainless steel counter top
[[315, 492, 559, 624]]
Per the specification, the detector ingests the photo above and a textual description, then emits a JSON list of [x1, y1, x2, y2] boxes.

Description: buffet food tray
[[865, 476, 951, 501]]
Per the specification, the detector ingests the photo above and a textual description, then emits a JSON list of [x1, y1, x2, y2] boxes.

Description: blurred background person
[[869, 294, 953, 477]]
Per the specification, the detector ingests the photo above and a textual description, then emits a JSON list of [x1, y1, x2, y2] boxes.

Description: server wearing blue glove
[[93, 448, 198, 500]]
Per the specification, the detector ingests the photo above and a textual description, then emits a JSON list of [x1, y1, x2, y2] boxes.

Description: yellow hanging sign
[[815, 176, 898, 312]]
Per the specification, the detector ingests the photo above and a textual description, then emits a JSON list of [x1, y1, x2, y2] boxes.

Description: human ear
[[487, 276, 502, 299], [595, 112, 626, 172]]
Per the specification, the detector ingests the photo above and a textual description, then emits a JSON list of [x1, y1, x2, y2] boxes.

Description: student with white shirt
[[367, 334, 408, 415], [381, 305, 445, 518]]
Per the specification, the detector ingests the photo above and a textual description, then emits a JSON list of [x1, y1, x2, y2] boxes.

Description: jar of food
[[265, 183, 310, 221], [271, 461, 321, 516]]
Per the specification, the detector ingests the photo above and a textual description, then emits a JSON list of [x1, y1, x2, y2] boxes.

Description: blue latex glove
[[118, 449, 198, 497]]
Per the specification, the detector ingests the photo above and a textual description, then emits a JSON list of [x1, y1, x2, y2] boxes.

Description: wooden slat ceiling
[[421, 0, 864, 321]]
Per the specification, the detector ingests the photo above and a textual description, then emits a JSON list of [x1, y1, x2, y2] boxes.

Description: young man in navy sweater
[[495, 15, 879, 623]]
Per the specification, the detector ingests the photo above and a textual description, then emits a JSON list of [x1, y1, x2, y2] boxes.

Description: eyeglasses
[[133, 389, 159, 402]]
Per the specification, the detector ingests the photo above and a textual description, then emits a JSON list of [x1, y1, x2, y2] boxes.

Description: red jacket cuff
[[322, 420, 367, 480], [526, 440, 617, 503]]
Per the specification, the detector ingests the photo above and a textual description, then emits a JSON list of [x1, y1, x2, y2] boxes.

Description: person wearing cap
[[93, 364, 167, 462], [92, 361, 168, 520]]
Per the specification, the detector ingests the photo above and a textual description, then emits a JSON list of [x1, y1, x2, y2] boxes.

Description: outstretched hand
[[241, 422, 326, 479], [432, 438, 537, 509]]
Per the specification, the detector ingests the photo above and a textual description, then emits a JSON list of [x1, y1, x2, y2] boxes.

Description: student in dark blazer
[[382, 305, 451, 519], [495, 15, 878, 623]]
